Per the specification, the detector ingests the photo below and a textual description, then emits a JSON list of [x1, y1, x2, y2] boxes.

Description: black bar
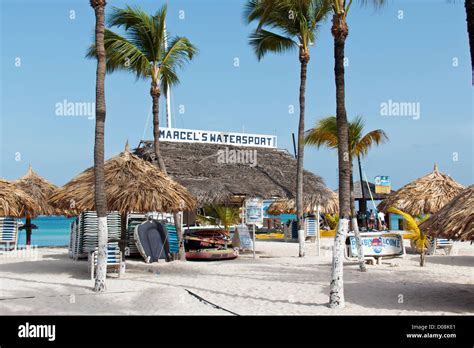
[[0, 315, 472, 346]]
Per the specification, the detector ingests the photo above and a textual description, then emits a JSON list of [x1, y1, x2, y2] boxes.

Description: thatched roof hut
[[14, 165, 61, 217], [420, 185, 473, 241], [377, 164, 464, 216], [49, 145, 196, 215], [267, 190, 339, 215], [0, 179, 41, 217], [134, 141, 334, 206]]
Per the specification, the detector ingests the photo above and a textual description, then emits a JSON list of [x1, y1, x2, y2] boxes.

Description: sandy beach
[[1, 239, 472, 315]]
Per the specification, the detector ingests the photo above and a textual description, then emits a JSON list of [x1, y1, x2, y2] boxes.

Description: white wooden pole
[[253, 224, 256, 259], [317, 204, 320, 256], [164, 23, 172, 128]]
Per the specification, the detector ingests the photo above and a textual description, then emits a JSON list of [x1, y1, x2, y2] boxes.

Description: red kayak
[[186, 248, 239, 261]]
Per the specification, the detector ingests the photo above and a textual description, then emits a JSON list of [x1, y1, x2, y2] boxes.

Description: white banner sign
[[245, 198, 264, 225], [348, 233, 404, 257], [159, 127, 277, 148]]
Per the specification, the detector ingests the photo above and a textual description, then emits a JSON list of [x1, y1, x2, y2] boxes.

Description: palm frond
[[245, 0, 331, 50], [304, 116, 338, 148], [354, 128, 388, 157], [416, 214, 430, 225], [160, 65, 179, 96], [201, 205, 241, 231], [86, 5, 196, 89], [387, 207, 420, 235], [325, 213, 339, 229], [357, 0, 386, 9], [159, 36, 197, 94], [305, 115, 388, 159], [86, 29, 151, 79], [387, 206, 429, 251], [152, 5, 167, 64], [161, 37, 197, 69], [108, 5, 162, 62], [249, 29, 297, 60]]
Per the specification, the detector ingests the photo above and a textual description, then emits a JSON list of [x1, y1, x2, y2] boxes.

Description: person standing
[[378, 211, 386, 230], [368, 210, 375, 230]]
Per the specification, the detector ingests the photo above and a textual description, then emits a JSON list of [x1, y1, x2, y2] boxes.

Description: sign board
[[159, 127, 277, 148], [375, 175, 391, 194], [233, 225, 254, 250], [245, 198, 264, 225], [347, 233, 404, 258]]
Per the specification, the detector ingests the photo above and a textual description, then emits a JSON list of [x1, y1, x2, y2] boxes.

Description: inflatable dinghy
[[134, 220, 171, 263], [185, 248, 238, 261]]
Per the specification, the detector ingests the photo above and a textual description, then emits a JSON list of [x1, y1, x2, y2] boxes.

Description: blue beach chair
[[0, 217, 19, 251], [88, 242, 123, 279]]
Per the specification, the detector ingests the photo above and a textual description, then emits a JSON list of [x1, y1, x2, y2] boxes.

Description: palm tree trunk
[[420, 252, 425, 267], [350, 162, 366, 272], [91, 0, 108, 293], [151, 89, 167, 173], [296, 50, 309, 258], [151, 87, 186, 261], [329, 13, 350, 309], [466, 0, 474, 84]]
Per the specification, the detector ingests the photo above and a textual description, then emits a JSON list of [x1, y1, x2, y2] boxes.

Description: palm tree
[[245, 0, 332, 258], [387, 207, 430, 267], [87, 5, 197, 260], [466, 0, 474, 83], [450, 0, 474, 82], [90, 0, 108, 292], [305, 115, 388, 271], [458, 0, 474, 83], [198, 205, 241, 234], [325, 0, 385, 309]]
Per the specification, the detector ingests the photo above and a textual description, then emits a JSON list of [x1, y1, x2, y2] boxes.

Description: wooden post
[[25, 216, 32, 246]]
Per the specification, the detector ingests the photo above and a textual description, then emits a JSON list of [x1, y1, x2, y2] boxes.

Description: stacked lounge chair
[[68, 211, 121, 260], [81, 211, 121, 253], [126, 213, 147, 256], [305, 216, 317, 238], [164, 223, 179, 254], [0, 217, 19, 251], [68, 218, 82, 259]]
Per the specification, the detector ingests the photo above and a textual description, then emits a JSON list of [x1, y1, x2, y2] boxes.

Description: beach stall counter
[[345, 231, 406, 265]]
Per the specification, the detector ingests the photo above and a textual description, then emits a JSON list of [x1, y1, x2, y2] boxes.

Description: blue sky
[[1, 0, 472, 191]]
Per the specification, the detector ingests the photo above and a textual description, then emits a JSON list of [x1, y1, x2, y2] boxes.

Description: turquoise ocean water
[[18, 216, 74, 247], [15, 213, 295, 247]]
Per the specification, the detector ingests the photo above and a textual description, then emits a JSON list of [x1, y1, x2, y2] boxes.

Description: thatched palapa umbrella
[[420, 185, 473, 241], [267, 190, 339, 216], [49, 144, 197, 215], [0, 179, 41, 217], [49, 144, 196, 256], [13, 165, 62, 245], [378, 164, 464, 216]]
